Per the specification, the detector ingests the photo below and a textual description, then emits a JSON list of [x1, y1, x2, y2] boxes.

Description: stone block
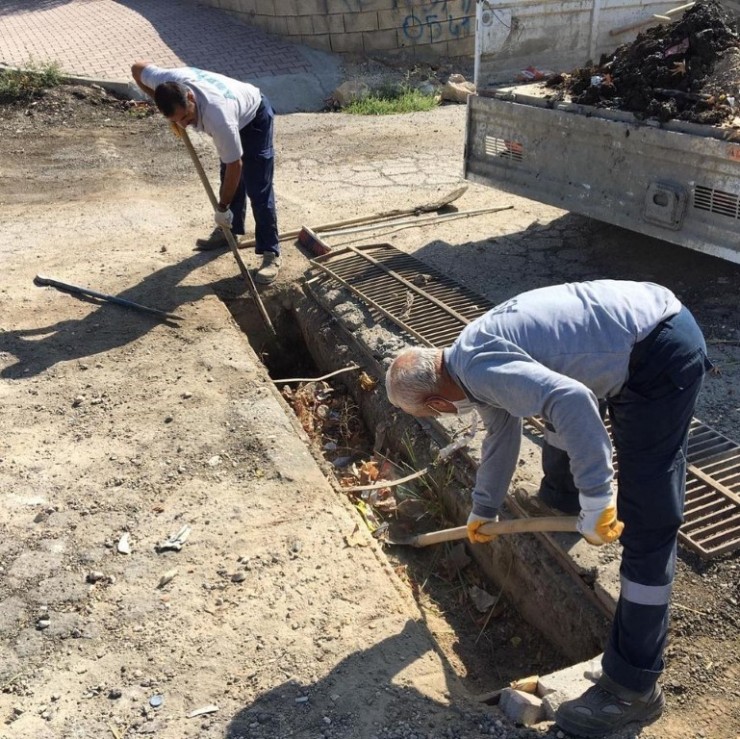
[[272, 0, 299, 14], [537, 656, 603, 699], [343, 10, 379, 33], [297, 0, 328, 13], [499, 688, 545, 726], [285, 15, 302, 36], [326, 0, 351, 14], [541, 690, 569, 721], [255, 0, 274, 15], [363, 28, 399, 52], [329, 31, 365, 53], [312, 14, 330, 34], [444, 35, 475, 58], [326, 13, 345, 34], [304, 34, 332, 52], [297, 14, 314, 34], [377, 9, 402, 31]]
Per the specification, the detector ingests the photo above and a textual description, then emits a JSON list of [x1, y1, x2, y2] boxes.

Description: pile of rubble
[[549, 0, 740, 124]]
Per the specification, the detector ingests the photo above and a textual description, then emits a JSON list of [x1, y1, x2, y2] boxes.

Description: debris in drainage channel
[[279, 374, 568, 693]]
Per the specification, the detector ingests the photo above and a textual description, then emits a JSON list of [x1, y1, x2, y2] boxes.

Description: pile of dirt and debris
[[548, 0, 740, 123]]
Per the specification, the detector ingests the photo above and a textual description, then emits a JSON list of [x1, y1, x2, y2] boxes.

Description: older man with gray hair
[[385, 279, 711, 738]]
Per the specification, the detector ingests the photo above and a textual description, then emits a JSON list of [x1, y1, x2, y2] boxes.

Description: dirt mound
[[550, 0, 740, 123]]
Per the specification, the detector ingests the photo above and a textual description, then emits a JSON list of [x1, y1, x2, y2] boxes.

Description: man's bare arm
[[131, 61, 155, 98]]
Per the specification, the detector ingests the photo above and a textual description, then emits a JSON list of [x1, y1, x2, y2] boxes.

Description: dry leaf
[[358, 372, 377, 391]]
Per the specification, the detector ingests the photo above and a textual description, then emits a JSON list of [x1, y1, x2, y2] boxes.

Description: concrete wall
[[204, 0, 475, 59]]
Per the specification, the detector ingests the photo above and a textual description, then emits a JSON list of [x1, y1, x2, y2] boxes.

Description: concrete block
[[285, 15, 302, 36], [348, 0, 393, 10], [255, 0, 274, 15], [311, 14, 330, 34], [303, 34, 332, 52], [259, 14, 287, 35], [377, 9, 401, 31], [326, 0, 351, 14], [444, 35, 475, 58], [326, 13, 345, 34], [363, 28, 399, 51], [329, 31, 364, 53], [541, 690, 569, 722], [499, 688, 545, 726], [297, 15, 314, 34], [343, 11, 379, 33], [272, 0, 299, 14], [537, 656, 603, 699], [297, 0, 328, 13]]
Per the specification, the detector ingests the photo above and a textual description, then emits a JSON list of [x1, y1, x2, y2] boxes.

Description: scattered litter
[[295, 696, 309, 704], [117, 532, 131, 555], [156, 525, 191, 553], [149, 694, 164, 708], [186, 704, 219, 718], [158, 569, 178, 589], [86, 571, 106, 584], [207, 455, 221, 467], [469, 585, 497, 613], [516, 65, 554, 82]]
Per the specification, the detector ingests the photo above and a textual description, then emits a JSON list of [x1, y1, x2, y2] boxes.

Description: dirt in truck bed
[[548, 0, 740, 124]]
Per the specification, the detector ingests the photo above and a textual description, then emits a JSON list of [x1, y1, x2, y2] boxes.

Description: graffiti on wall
[[393, 0, 473, 43]]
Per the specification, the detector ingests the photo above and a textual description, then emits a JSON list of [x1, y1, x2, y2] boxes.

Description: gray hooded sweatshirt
[[442, 280, 681, 518]]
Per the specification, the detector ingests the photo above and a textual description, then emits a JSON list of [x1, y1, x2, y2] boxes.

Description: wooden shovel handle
[[411, 516, 579, 548]]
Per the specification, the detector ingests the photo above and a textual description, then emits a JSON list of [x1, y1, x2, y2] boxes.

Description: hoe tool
[[384, 515, 578, 548], [177, 127, 276, 337]]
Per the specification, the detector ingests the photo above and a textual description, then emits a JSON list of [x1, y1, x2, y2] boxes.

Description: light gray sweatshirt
[[442, 280, 681, 518]]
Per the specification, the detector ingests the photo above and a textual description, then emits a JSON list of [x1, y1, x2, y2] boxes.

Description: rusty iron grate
[[310, 243, 740, 560], [308, 243, 493, 347], [527, 416, 740, 560]]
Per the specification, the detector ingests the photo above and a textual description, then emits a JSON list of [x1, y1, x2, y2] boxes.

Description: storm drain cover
[[309, 243, 740, 560]]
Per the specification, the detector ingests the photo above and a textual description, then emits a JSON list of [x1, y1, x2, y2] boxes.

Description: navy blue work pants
[[219, 95, 279, 255], [542, 306, 709, 693]]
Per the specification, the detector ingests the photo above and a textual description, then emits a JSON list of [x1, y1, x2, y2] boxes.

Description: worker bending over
[[132, 61, 281, 284], [386, 279, 712, 738]]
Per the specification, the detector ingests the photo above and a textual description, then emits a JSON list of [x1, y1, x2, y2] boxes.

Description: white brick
[[499, 688, 544, 726], [537, 656, 603, 698]]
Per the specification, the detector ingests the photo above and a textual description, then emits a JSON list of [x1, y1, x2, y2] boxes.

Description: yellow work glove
[[169, 122, 182, 138], [577, 504, 624, 546], [467, 512, 498, 543]]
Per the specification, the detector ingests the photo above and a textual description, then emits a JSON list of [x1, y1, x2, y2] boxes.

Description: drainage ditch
[[222, 282, 610, 698]]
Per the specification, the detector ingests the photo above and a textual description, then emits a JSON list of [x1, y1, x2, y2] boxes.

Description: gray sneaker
[[254, 252, 281, 284], [555, 676, 665, 737]]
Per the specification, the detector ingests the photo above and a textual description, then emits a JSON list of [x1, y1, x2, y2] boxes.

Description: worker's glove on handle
[[467, 512, 498, 544], [214, 207, 234, 229], [577, 504, 624, 546]]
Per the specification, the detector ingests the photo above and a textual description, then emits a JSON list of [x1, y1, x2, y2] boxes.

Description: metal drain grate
[[308, 243, 493, 347], [310, 243, 740, 560]]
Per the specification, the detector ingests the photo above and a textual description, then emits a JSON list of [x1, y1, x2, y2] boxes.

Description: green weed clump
[[0, 61, 62, 103], [345, 83, 438, 115]]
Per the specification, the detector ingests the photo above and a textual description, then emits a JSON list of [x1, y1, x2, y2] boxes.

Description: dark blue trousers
[[219, 95, 279, 255], [542, 306, 709, 693]]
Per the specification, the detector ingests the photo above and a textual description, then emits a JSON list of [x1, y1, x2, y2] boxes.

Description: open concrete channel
[[218, 257, 623, 727]]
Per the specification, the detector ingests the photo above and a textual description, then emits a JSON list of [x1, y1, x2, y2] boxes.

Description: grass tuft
[[0, 61, 62, 103], [344, 83, 438, 115]]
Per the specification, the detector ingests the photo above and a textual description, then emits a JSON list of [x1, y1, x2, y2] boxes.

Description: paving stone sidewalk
[[0, 0, 341, 110]]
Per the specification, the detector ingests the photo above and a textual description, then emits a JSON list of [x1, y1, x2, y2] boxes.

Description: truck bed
[[464, 91, 740, 263]]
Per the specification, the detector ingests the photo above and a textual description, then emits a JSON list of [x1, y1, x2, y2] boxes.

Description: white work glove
[[467, 512, 498, 544], [578, 496, 624, 546], [214, 207, 233, 229]]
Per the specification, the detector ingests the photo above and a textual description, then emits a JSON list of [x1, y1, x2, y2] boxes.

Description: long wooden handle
[[411, 516, 579, 547], [178, 129, 277, 337]]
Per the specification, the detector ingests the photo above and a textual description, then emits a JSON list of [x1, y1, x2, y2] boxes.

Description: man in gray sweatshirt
[[385, 280, 711, 738]]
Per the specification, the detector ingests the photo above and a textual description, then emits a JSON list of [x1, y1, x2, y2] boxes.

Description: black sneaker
[[555, 676, 665, 737], [195, 228, 231, 251], [538, 485, 581, 515]]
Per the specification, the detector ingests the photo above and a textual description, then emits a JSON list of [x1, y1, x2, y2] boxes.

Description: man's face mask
[[451, 397, 477, 415]]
